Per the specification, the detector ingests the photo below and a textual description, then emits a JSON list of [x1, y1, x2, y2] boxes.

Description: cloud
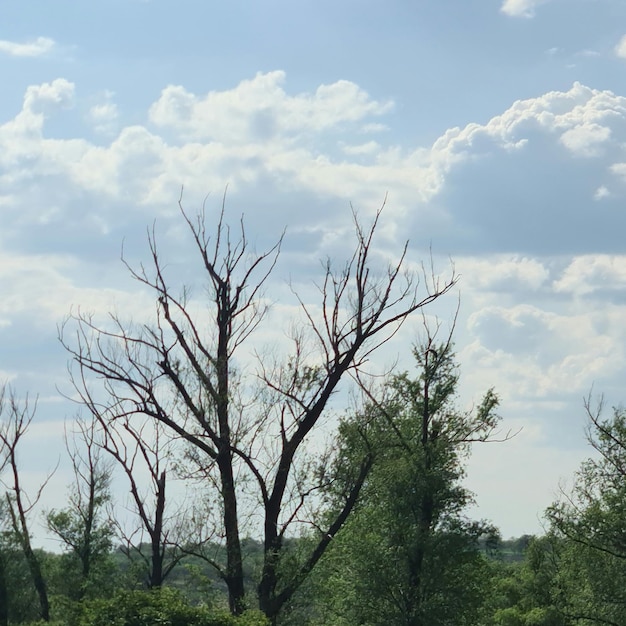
[[23, 78, 75, 115], [431, 82, 623, 168], [427, 82, 626, 255], [339, 140, 380, 156], [0, 77, 74, 141], [0, 74, 405, 249], [553, 255, 626, 297], [0, 251, 155, 327], [594, 185, 611, 200], [615, 35, 626, 59], [0, 36, 55, 57], [148, 71, 394, 143], [459, 256, 549, 293], [500, 0, 549, 18], [465, 304, 619, 401], [0, 78, 76, 190], [4, 72, 626, 544], [5, 76, 626, 265], [87, 92, 119, 135], [559, 123, 611, 157], [578, 49, 601, 58]]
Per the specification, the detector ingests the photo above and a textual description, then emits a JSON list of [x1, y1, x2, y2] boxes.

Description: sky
[[3, 0, 626, 544]]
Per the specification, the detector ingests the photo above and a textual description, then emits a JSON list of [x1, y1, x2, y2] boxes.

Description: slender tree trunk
[[407, 490, 434, 626], [219, 453, 245, 614], [77, 473, 96, 599], [406, 354, 435, 626], [258, 533, 281, 623], [216, 287, 245, 614], [150, 470, 167, 588], [258, 453, 373, 625]]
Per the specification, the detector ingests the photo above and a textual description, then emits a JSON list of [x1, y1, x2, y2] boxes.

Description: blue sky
[[3, 0, 626, 543]]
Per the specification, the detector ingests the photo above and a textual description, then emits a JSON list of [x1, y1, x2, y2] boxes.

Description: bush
[[49, 588, 269, 626], [233, 610, 269, 626]]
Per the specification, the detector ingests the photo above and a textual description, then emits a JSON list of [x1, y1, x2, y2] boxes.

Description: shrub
[[49, 588, 269, 626]]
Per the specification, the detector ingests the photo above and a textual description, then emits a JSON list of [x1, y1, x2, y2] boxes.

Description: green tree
[[46, 418, 115, 600], [545, 396, 626, 625], [302, 330, 503, 626], [481, 537, 567, 626], [0, 505, 43, 625]]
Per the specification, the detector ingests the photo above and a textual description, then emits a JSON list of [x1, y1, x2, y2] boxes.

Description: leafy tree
[[545, 396, 626, 625], [300, 330, 503, 626], [481, 537, 567, 626], [46, 418, 115, 600], [61, 199, 456, 623]]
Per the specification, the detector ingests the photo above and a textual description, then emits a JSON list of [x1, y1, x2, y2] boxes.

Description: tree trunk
[[150, 470, 167, 588], [219, 453, 245, 614], [258, 534, 281, 623], [407, 490, 434, 626], [78, 471, 96, 599], [407, 352, 435, 626]]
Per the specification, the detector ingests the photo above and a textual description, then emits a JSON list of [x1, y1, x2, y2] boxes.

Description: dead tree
[[66, 395, 183, 589], [61, 197, 456, 621], [0, 387, 50, 622]]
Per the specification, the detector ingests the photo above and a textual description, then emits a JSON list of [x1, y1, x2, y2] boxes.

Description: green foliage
[[45, 548, 118, 602], [45, 444, 115, 601], [49, 588, 268, 626], [233, 610, 270, 626], [0, 527, 41, 624], [544, 403, 626, 624], [294, 338, 501, 626], [480, 538, 567, 626]]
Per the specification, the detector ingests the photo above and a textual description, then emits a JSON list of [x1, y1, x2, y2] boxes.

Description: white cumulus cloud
[[615, 35, 626, 59], [500, 0, 549, 18], [148, 71, 394, 143], [559, 123, 611, 157], [466, 304, 619, 398], [0, 36, 55, 57], [460, 256, 549, 292], [553, 255, 626, 297], [5, 75, 626, 261], [0, 78, 76, 172], [23, 78, 75, 114], [87, 93, 119, 135], [431, 82, 626, 170]]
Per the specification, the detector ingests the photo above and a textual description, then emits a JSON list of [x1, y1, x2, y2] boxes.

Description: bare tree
[[104, 420, 187, 589], [61, 197, 456, 622], [66, 392, 185, 589], [0, 387, 50, 622]]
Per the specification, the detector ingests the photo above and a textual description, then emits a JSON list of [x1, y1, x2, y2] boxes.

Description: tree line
[[0, 200, 623, 625]]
